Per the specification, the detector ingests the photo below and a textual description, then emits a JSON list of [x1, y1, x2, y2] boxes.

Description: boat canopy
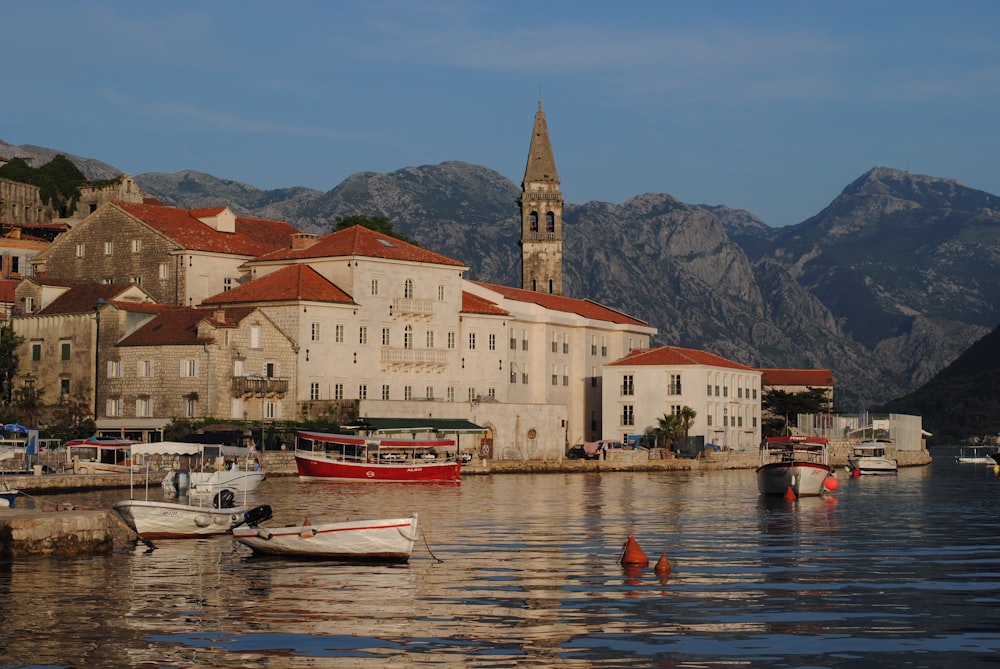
[[298, 430, 455, 448], [129, 442, 251, 457], [345, 417, 486, 435]]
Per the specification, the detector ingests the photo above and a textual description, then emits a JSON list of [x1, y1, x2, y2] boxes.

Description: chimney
[[291, 233, 318, 250]]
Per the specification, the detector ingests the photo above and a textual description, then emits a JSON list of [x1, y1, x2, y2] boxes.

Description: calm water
[[3, 448, 1000, 668]]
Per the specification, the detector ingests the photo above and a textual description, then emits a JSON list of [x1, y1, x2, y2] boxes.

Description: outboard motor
[[213, 488, 237, 509], [237, 504, 273, 528]]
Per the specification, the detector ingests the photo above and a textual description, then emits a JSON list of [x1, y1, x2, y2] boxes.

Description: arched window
[[404, 278, 414, 299], [546, 211, 555, 232], [529, 212, 538, 232], [404, 325, 413, 349]]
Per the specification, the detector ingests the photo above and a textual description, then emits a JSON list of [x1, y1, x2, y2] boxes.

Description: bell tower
[[519, 100, 564, 295]]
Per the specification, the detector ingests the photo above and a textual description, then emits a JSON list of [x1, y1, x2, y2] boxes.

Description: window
[[334, 384, 344, 400], [426, 330, 435, 348], [250, 325, 262, 349], [522, 372, 529, 384], [264, 362, 276, 378], [529, 212, 538, 232], [358, 384, 368, 400], [131, 275, 141, 286], [510, 329, 517, 350], [60, 378, 70, 395], [31, 343, 41, 361], [382, 384, 390, 400], [404, 325, 413, 349], [551, 364, 558, 386], [426, 386, 434, 400], [104, 241, 113, 256], [488, 388, 496, 400], [382, 328, 391, 346], [223, 278, 233, 292], [601, 337, 608, 357], [371, 279, 379, 296], [669, 374, 682, 395], [707, 384, 713, 396], [447, 332, 456, 349], [723, 386, 729, 397], [264, 401, 276, 419], [233, 359, 245, 377], [707, 414, 713, 427], [621, 375, 634, 396], [715, 385, 720, 396], [591, 336, 597, 356], [447, 387, 455, 402], [522, 331, 529, 351], [437, 285, 445, 301], [102, 277, 113, 285], [180, 359, 197, 377], [131, 239, 142, 253], [489, 334, 496, 350], [622, 405, 635, 426], [75, 243, 85, 258], [25, 297, 35, 313], [563, 366, 569, 386], [404, 278, 414, 299], [468, 333, 476, 350], [107, 360, 122, 378], [136, 397, 152, 417], [137, 360, 153, 377], [510, 364, 517, 384], [107, 398, 121, 417], [159, 263, 169, 280], [310, 382, 320, 400], [551, 333, 558, 353], [359, 325, 368, 345], [311, 323, 321, 341], [60, 341, 71, 361], [468, 388, 477, 401], [404, 386, 412, 400], [563, 334, 569, 354], [185, 398, 196, 418], [335, 324, 344, 343], [546, 211, 555, 232], [231, 398, 244, 419]]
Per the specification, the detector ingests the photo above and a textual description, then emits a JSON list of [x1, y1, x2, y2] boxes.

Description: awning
[[347, 417, 487, 435]]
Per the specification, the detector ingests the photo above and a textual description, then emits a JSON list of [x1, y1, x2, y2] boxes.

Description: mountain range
[[4, 140, 999, 442]]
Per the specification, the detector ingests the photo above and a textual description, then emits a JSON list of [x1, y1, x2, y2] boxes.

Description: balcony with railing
[[391, 297, 434, 316], [232, 375, 290, 397], [380, 347, 449, 368]]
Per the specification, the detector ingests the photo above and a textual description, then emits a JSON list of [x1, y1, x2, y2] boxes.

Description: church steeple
[[518, 100, 564, 295]]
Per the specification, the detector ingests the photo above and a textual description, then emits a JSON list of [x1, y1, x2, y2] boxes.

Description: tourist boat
[[295, 431, 461, 483], [63, 436, 138, 475], [956, 447, 998, 464], [157, 442, 266, 497], [113, 442, 272, 540], [756, 435, 835, 497], [233, 513, 419, 562], [847, 439, 898, 475]]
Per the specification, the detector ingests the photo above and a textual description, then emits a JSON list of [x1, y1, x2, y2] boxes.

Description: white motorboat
[[756, 436, 835, 497], [233, 513, 419, 562], [847, 439, 898, 475], [154, 442, 265, 497], [113, 442, 271, 540], [955, 447, 998, 464]]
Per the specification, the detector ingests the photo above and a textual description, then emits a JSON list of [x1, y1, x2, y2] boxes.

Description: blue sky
[[5, 1, 999, 226]]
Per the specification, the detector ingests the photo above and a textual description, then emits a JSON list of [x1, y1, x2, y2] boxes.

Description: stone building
[[28, 202, 299, 307], [603, 346, 763, 451], [519, 100, 564, 296], [0, 178, 54, 227], [760, 368, 835, 410]]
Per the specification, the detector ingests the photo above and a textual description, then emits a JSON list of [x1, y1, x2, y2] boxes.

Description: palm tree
[[656, 413, 681, 449], [679, 406, 697, 438]]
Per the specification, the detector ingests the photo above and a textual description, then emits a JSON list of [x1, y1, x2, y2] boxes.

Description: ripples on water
[[3, 449, 1000, 667]]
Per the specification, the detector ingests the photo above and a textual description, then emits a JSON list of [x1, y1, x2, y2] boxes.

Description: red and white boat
[[64, 437, 138, 475], [756, 435, 835, 497], [233, 513, 419, 562], [295, 431, 461, 483]]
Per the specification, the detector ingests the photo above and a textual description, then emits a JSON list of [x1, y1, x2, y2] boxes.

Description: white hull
[[847, 456, 898, 475], [190, 469, 265, 493], [114, 499, 253, 540], [233, 514, 418, 562], [756, 462, 833, 497]]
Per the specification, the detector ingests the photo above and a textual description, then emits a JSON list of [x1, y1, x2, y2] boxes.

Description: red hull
[[295, 453, 461, 483]]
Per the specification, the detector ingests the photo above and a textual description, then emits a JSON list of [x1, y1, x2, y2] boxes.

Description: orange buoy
[[824, 475, 839, 491], [620, 531, 650, 567], [783, 486, 797, 501], [303, 515, 311, 526], [654, 549, 671, 576]]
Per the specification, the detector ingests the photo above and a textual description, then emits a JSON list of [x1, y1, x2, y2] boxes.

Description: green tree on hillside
[[333, 214, 418, 245], [0, 154, 87, 217]]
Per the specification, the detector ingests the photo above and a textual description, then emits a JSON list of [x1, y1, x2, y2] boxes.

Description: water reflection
[[3, 452, 1000, 667]]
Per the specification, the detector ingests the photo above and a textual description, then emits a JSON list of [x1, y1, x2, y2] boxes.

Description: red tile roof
[[114, 202, 298, 256], [0, 279, 17, 303], [607, 345, 757, 371], [473, 281, 648, 327], [202, 264, 355, 306], [462, 291, 509, 316], [37, 284, 146, 316], [760, 368, 835, 386], [117, 306, 257, 346], [254, 225, 466, 267]]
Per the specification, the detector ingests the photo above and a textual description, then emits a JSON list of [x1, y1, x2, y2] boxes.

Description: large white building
[[603, 346, 762, 451]]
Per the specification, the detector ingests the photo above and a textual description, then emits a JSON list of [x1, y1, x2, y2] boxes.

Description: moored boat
[[847, 439, 899, 475], [756, 436, 835, 497], [63, 437, 138, 475], [295, 431, 461, 483], [156, 442, 266, 497], [233, 513, 419, 562], [956, 447, 998, 464], [113, 442, 272, 540]]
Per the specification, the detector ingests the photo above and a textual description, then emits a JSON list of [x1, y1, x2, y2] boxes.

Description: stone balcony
[[232, 375, 290, 398], [391, 297, 435, 317], [380, 347, 448, 368]]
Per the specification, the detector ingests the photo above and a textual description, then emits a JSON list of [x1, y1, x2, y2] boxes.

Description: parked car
[[567, 440, 623, 460]]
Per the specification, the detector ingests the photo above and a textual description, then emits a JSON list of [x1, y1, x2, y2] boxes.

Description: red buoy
[[783, 486, 797, 501], [654, 549, 671, 576], [824, 475, 839, 491], [620, 531, 650, 567], [852, 467, 861, 477]]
